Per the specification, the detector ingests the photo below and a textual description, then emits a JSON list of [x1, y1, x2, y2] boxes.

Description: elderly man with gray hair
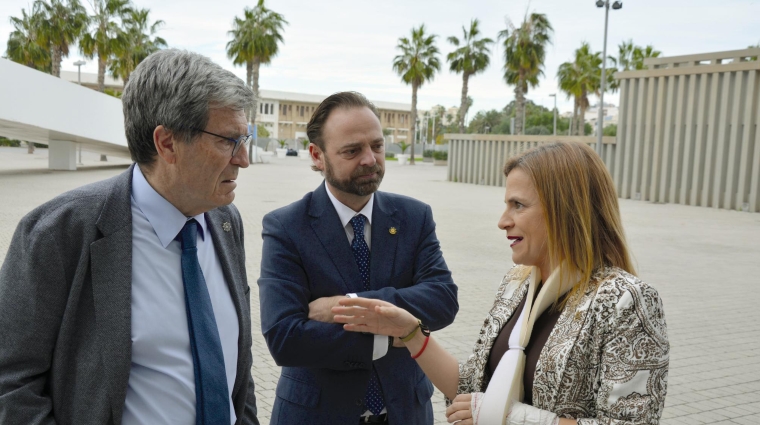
[[0, 49, 259, 425]]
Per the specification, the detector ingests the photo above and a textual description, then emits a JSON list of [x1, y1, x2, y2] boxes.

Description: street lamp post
[[595, 0, 622, 154], [549, 94, 557, 136], [73, 60, 86, 85]]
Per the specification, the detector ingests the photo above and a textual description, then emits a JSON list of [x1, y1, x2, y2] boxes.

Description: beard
[[323, 156, 384, 197]]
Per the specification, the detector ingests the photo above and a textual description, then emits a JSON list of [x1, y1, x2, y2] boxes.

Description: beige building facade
[[256, 90, 411, 143]]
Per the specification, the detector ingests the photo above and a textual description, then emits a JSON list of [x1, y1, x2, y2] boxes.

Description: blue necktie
[[350, 215, 385, 416], [178, 219, 231, 425]]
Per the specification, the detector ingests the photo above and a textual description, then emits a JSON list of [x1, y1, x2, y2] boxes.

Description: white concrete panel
[[0, 58, 128, 159], [49, 140, 77, 171]]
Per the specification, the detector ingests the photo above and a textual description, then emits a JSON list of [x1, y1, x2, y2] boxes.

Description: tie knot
[[350, 214, 366, 237], [178, 219, 199, 250]]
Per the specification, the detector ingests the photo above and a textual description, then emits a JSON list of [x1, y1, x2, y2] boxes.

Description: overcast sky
[[2, 0, 759, 116]]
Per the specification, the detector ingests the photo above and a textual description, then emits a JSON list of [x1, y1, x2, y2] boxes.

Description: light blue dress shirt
[[122, 165, 239, 425]]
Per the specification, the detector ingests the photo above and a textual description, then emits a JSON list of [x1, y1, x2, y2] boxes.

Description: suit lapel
[[90, 165, 134, 423], [369, 192, 400, 290], [308, 183, 361, 294], [205, 208, 249, 402]]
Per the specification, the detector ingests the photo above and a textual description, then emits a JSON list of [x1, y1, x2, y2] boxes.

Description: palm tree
[[226, 0, 288, 129], [6, 4, 50, 153], [447, 19, 493, 133], [617, 40, 661, 71], [110, 8, 166, 86], [80, 0, 131, 92], [6, 4, 50, 72], [557, 42, 602, 135], [393, 24, 441, 165], [498, 13, 553, 135], [36, 0, 89, 77]]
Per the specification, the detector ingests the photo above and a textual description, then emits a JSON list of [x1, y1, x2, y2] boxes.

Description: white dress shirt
[[324, 182, 388, 361], [122, 165, 239, 425]]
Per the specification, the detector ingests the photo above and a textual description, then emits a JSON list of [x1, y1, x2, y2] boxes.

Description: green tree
[[616, 39, 661, 71], [603, 124, 617, 137], [110, 7, 166, 85], [557, 42, 602, 135], [497, 13, 553, 135], [393, 24, 441, 165], [36, 0, 88, 77], [80, 0, 131, 92], [447, 19, 493, 133], [226, 0, 288, 129], [6, 4, 51, 72]]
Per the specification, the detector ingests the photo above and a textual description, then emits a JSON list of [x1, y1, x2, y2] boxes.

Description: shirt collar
[[131, 164, 207, 248], [324, 181, 374, 228]]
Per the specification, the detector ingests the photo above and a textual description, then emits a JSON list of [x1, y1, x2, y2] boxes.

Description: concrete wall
[[445, 49, 760, 213], [444, 134, 616, 187], [615, 48, 760, 212]]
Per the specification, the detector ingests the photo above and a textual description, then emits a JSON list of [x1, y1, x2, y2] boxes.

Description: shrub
[[423, 150, 434, 158], [433, 151, 448, 160], [385, 152, 395, 159], [396, 141, 410, 154]]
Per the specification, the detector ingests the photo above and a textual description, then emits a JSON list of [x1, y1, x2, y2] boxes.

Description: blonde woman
[[333, 141, 669, 425]]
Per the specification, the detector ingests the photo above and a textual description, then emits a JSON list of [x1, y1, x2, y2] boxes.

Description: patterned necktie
[[178, 219, 231, 425], [350, 214, 385, 415]]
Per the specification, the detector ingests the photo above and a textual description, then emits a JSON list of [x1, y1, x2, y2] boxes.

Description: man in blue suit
[[258, 92, 458, 424]]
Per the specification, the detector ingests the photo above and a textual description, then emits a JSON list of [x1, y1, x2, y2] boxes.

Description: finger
[[446, 407, 473, 423], [445, 401, 471, 417], [452, 393, 473, 403], [337, 297, 377, 308], [333, 315, 369, 325], [331, 306, 370, 316], [341, 324, 375, 333]]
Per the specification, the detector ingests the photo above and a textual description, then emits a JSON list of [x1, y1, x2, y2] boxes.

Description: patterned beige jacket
[[458, 265, 669, 424]]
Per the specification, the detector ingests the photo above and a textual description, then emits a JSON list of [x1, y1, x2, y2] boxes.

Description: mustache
[[351, 164, 382, 178]]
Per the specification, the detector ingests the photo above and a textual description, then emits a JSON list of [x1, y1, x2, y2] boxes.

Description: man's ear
[[309, 143, 325, 171], [153, 125, 178, 165]]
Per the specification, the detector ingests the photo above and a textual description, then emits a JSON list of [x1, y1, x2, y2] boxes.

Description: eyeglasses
[[197, 129, 254, 157]]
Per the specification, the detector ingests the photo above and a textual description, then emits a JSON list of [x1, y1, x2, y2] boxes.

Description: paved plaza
[[1, 148, 759, 424]]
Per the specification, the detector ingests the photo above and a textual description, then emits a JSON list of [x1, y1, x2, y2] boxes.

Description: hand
[[445, 393, 478, 424], [308, 295, 345, 323], [332, 297, 418, 338]]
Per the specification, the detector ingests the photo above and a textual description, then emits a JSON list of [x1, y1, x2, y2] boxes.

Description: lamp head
[[73, 60, 86, 66], [596, 0, 605, 7], [612, 1, 622, 9]]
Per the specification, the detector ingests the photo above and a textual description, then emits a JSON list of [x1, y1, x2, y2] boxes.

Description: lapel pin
[[222, 222, 232, 232], [389, 227, 397, 235]]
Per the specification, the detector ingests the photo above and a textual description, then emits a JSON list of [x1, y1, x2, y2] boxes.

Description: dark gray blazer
[[0, 165, 259, 425]]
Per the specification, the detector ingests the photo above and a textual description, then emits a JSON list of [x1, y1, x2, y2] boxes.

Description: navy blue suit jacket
[[258, 183, 458, 425]]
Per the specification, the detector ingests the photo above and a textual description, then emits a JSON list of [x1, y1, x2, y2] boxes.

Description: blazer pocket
[[276, 373, 321, 408], [415, 375, 434, 405]]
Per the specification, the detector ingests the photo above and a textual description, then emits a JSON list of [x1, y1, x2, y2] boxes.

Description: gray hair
[[122, 49, 254, 168]]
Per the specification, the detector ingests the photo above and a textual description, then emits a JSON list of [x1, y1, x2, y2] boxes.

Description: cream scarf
[[476, 265, 579, 425]]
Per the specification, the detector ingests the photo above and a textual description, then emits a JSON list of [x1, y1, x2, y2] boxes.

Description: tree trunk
[[27, 141, 35, 154], [579, 105, 587, 135], [410, 83, 418, 165], [458, 72, 470, 133], [97, 53, 106, 92], [570, 98, 577, 135], [249, 59, 261, 124], [514, 80, 525, 135], [52, 46, 62, 77]]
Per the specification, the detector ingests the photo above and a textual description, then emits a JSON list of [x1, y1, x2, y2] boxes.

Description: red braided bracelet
[[411, 335, 430, 359]]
